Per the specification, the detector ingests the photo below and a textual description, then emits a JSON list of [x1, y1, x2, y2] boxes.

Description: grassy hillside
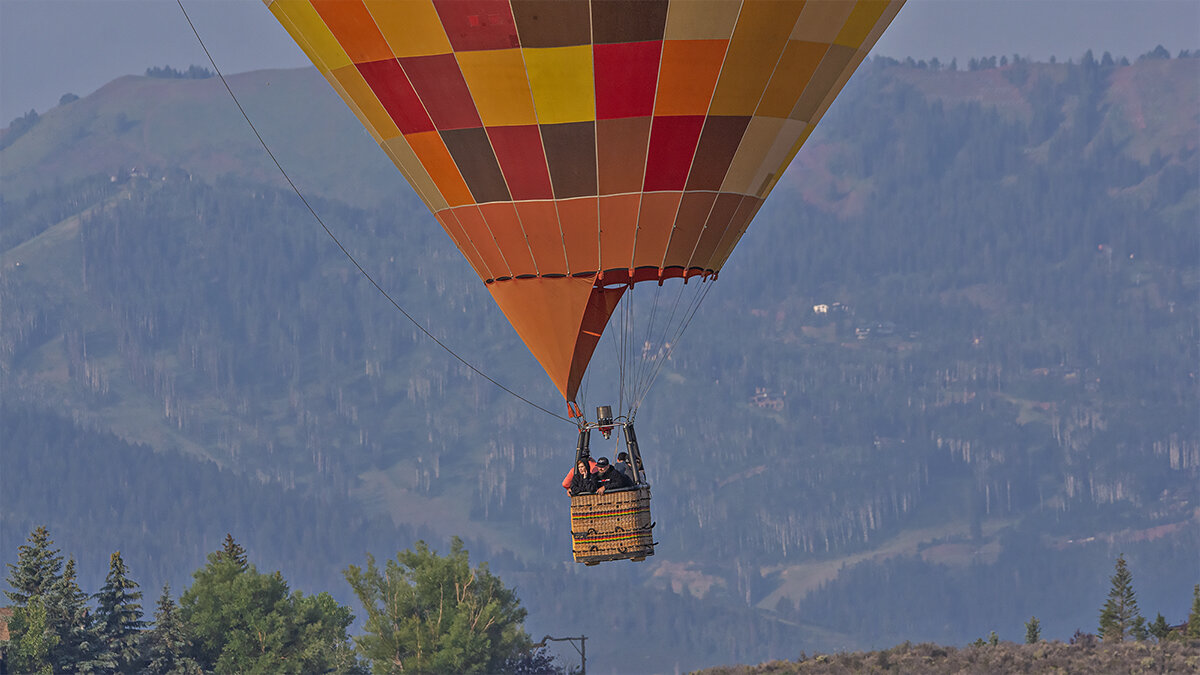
[[0, 68, 400, 208]]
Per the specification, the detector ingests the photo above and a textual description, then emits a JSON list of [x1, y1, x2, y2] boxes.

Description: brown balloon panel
[[267, 0, 904, 400]]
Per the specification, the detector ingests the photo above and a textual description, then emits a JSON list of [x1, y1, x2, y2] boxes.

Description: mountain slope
[[0, 68, 400, 208]]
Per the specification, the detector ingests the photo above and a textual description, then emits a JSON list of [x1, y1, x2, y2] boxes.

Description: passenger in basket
[[614, 452, 635, 483], [567, 459, 597, 496], [562, 457, 597, 492], [594, 457, 633, 493]]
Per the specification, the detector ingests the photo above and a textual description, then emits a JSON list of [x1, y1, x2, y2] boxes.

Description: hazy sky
[[1, 0, 1197, 123]]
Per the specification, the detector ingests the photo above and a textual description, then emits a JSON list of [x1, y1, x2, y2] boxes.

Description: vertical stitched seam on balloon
[[509, 7, 570, 278], [369, 3, 467, 209], [711, 195, 757, 271], [452, 52, 516, 206], [680, 4, 802, 275], [444, 207, 497, 281], [705, 194, 746, 272], [625, 21, 669, 276], [293, 5, 436, 210], [473, 203, 516, 280], [787, 2, 902, 196], [503, 6, 551, 277], [679, 192, 724, 277], [311, 4, 443, 212], [712, 4, 799, 197], [384, 140, 430, 210], [654, 1, 740, 272], [588, 6, 602, 277], [507, 197, 543, 278]]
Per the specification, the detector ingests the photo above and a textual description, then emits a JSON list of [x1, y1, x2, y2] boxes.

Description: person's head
[[617, 452, 629, 462], [595, 457, 611, 472], [576, 460, 589, 475]]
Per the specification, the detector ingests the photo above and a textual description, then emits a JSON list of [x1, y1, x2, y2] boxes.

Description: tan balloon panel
[[265, 0, 904, 401]]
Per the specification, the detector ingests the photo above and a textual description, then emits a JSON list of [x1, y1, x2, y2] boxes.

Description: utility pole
[[533, 634, 587, 675]]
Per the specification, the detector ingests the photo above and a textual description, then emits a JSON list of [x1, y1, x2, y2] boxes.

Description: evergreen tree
[[1098, 554, 1146, 642], [5, 525, 64, 605], [1024, 616, 1041, 644], [88, 551, 147, 673], [1148, 613, 1172, 642], [217, 533, 248, 570], [140, 585, 202, 675], [48, 557, 98, 670], [1189, 584, 1200, 639], [344, 537, 533, 674]]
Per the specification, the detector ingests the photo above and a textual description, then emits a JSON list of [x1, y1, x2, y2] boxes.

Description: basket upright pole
[[575, 428, 591, 465], [624, 423, 644, 483]]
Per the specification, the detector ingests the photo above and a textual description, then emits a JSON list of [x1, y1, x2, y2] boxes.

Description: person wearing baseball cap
[[594, 457, 632, 493]]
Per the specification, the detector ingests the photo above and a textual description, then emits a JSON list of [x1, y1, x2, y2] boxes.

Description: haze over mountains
[[2, 51, 1197, 672]]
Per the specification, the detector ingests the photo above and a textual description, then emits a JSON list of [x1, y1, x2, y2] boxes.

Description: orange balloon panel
[[266, 0, 904, 401]]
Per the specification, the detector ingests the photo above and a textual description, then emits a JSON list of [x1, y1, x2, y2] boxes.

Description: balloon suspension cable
[[630, 279, 684, 408], [611, 276, 714, 420], [631, 278, 714, 414], [177, 0, 571, 425]]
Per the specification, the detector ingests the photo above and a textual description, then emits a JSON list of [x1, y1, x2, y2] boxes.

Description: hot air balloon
[[265, 0, 903, 564]]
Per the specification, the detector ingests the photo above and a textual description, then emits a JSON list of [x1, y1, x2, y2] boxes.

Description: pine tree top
[[1099, 554, 1146, 642], [5, 525, 64, 605], [219, 534, 248, 570]]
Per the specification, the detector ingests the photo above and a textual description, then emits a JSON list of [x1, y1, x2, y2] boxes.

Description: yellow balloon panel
[[267, 0, 351, 72], [456, 49, 539, 127], [522, 46, 596, 125], [362, 0, 452, 58]]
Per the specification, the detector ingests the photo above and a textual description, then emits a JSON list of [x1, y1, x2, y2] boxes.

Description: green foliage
[[218, 533, 248, 570], [10, 596, 58, 675], [1098, 555, 1146, 641], [141, 585, 203, 675], [179, 537, 360, 673], [1189, 584, 1200, 639], [49, 557, 98, 670], [144, 65, 214, 79], [1024, 616, 1041, 644], [1148, 613, 1172, 642], [88, 551, 147, 672], [344, 537, 533, 674], [0, 108, 39, 150], [987, 630, 999, 646], [3, 526, 95, 669], [5, 525, 63, 605]]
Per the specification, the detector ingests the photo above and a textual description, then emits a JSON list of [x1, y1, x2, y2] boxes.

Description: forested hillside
[[2, 51, 1197, 672]]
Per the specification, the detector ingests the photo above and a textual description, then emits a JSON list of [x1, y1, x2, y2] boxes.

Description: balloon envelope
[[266, 0, 904, 401]]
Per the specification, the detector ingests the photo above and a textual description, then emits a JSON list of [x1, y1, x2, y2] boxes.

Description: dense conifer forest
[[2, 51, 1196, 671]]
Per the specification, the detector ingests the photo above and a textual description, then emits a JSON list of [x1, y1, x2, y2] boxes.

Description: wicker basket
[[570, 485, 655, 564]]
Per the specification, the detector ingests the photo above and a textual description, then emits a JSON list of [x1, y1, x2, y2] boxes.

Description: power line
[[177, 0, 571, 424]]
